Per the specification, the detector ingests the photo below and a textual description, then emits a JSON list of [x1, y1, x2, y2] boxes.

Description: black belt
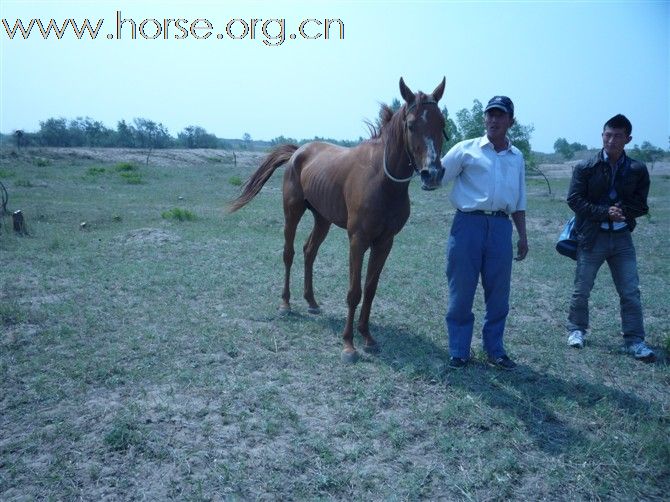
[[458, 209, 508, 218]]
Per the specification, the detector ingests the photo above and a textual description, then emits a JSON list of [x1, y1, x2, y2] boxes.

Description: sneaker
[[623, 341, 656, 362], [487, 355, 517, 370], [568, 329, 586, 349], [448, 357, 468, 369]]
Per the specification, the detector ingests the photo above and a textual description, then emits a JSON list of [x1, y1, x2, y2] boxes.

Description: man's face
[[485, 108, 513, 141], [602, 126, 631, 159]]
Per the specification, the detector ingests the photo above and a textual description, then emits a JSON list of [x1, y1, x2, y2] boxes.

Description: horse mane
[[364, 102, 407, 145], [364, 91, 431, 146]]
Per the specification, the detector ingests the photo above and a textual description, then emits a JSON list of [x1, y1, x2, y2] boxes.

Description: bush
[[86, 167, 106, 176], [161, 207, 196, 221], [104, 415, 146, 452], [114, 162, 137, 172], [120, 172, 143, 184], [114, 162, 139, 173], [33, 158, 51, 167]]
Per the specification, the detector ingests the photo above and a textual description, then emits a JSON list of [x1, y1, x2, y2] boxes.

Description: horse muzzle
[[420, 165, 445, 191]]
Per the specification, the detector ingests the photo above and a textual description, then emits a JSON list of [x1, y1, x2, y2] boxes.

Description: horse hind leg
[[303, 211, 331, 314], [281, 190, 306, 313]]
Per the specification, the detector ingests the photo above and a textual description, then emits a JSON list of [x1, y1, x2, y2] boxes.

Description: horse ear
[[399, 77, 415, 105], [431, 77, 446, 102]]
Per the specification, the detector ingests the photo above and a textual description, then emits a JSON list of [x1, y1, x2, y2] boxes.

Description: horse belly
[[301, 167, 348, 228]]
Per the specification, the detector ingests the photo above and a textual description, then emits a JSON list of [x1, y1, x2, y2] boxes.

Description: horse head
[[399, 77, 446, 190]]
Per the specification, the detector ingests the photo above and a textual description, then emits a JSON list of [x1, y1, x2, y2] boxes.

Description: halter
[[382, 98, 445, 184]]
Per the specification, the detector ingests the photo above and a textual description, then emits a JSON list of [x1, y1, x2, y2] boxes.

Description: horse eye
[[407, 120, 416, 131]]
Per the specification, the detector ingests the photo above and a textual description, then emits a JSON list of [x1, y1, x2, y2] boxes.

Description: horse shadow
[[288, 311, 658, 457]]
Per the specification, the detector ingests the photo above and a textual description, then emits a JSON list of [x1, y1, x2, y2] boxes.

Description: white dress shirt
[[440, 135, 526, 214]]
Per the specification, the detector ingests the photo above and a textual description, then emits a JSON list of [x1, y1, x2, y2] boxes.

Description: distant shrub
[[86, 167, 106, 176], [114, 162, 137, 172], [161, 207, 196, 221], [120, 172, 143, 184], [33, 157, 51, 167], [229, 176, 243, 186]]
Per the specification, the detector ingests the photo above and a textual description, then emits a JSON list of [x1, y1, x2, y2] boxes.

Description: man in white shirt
[[440, 95, 528, 370]]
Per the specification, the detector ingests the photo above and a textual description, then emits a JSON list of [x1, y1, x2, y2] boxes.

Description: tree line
[[5, 109, 667, 169], [8, 117, 227, 150], [4, 117, 360, 151], [553, 136, 666, 170]]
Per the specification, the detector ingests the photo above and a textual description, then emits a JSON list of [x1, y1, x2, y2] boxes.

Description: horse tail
[[227, 143, 299, 213]]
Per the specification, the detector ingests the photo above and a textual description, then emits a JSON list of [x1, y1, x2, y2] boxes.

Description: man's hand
[[608, 204, 626, 222], [515, 237, 528, 261]]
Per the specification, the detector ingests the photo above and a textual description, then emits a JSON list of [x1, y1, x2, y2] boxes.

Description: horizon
[[2, 117, 660, 156]]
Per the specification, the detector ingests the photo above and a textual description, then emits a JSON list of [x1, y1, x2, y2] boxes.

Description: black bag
[[556, 216, 577, 260]]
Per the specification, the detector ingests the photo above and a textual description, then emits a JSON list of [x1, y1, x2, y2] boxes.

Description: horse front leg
[[342, 235, 367, 363], [358, 237, 394, 353]]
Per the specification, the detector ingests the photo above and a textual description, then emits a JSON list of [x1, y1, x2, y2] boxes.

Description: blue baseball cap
[[484, 96, 514, 117]]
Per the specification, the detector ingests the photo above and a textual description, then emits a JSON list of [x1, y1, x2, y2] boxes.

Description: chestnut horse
[[229, 77, 446, 362]]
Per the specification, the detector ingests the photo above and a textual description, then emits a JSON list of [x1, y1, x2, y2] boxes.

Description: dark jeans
[[446, 211, 513, 359], [567, 230, 645, 343]]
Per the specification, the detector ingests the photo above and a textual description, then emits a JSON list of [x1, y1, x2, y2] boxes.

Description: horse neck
[[381, 115, 413, 185]]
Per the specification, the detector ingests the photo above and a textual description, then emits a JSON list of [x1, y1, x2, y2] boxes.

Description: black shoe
[[487, 355, 517, 370], [449, 357, 468, 369]]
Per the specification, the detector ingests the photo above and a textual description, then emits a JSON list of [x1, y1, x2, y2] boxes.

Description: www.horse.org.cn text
[[2, 11, 345, 46]]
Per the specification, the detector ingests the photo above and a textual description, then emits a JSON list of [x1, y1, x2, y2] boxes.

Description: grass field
[[1, 147, 669, 500]]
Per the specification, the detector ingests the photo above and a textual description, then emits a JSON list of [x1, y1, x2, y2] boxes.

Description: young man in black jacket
[[565, 114, 654, 362]]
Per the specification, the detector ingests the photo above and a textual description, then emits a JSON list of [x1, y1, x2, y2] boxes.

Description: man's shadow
[[292, 312, 660, 457]]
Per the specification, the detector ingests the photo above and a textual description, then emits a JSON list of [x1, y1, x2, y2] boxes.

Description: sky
[[0, 0, 668, 153]]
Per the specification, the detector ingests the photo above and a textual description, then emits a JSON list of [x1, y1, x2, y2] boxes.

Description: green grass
[[114, 161, 138, 172], [119, 171, 143, 184], [228, 175, 243, 186], [14, 178, 33, 187], [85, 166, 106, 176], [33, 157, 51, 167], [0, 147, 668, 500], [161, 207, 196, 221]]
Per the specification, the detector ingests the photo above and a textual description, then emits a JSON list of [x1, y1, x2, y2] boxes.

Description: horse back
[[289, 141, 378, 229]]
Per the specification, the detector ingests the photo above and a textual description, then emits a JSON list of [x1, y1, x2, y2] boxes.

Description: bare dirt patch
[[4, 146, 266, 170], [120, 228, 181, 245]]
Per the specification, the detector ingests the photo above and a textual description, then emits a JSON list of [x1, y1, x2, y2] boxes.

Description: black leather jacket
[[567, 150, 649, 250]]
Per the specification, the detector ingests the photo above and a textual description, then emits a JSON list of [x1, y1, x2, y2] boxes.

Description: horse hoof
[[278, 305, 291, 315], [341, 350, 359, 364], [363, 342, 380, 354], [307, 306, 321, 315]]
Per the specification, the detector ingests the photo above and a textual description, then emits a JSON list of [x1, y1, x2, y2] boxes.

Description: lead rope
[[382, 140, 414, 183]]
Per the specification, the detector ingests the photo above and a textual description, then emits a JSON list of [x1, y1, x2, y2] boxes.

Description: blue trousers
[[567, 230, 645, 343], [446, 211, 513, 359]]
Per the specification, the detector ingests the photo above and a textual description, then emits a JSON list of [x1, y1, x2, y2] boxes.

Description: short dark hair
[[604, 114, 632, 136]]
